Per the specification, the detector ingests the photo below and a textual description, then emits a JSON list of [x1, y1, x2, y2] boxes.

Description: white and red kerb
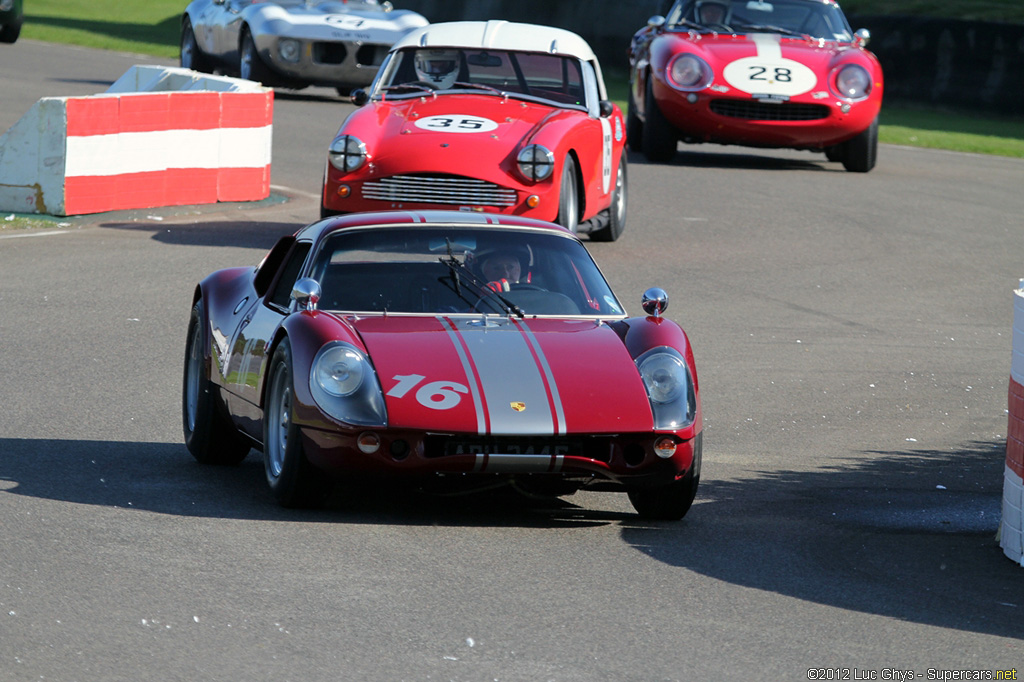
[[62, 90, 272, 215]]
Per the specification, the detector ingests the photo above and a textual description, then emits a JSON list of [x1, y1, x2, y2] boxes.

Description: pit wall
[[400, 1, 1024, 115], [1001, 283, 1024, 566], [0, 66, 273, 217]]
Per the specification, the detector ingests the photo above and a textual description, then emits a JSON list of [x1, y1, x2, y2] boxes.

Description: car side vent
[[710, 99, 830, 121]]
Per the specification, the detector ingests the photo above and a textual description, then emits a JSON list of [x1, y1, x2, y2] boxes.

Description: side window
[[265, 242, 312, 311]]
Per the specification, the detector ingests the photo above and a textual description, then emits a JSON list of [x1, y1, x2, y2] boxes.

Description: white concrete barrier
[[0, 66, 273, 216], [1000, 280, 1024, 566]]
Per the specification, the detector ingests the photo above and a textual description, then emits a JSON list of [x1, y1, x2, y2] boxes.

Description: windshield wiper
[[438, 247, 524, 318], [451, 81, 505, 96], [737, 23, 812, 39], [380, 83, 436, 96]]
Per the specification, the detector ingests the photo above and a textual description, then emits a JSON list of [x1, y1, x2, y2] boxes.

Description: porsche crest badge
[[510, 402, 526, 412]]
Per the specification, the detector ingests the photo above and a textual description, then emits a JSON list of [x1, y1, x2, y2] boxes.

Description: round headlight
[[314, 345, 366, 397], [516, 144, 555, 182], [667, 54, 711, 90], [639, 352, 686, 404], [278, 38, 301, 63], [833, 64, 871, 100], [328, 135, 367, 173]]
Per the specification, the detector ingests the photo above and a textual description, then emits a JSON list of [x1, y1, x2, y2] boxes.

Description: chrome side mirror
[[641, 287, 668, 317], [854, 28, 870, 47], [351, 89, 369, 106], [647, 15, 666, 30], [292, 278, 322, 312]]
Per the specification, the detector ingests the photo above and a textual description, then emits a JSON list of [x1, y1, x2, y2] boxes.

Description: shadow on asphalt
[[1, 436, 1018, 638]]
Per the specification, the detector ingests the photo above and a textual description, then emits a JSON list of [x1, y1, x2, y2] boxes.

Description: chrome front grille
[[361, 175, 518, 207], [710, 99, 831, 121]]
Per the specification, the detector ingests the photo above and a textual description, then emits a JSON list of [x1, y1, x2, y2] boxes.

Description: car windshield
[[374, 47, 590, 110], [308, 226, 625, 317], [667, 0, 853, 41]]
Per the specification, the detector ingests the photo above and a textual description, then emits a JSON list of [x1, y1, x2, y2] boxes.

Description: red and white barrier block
[[0, 66, 272, 217], [1001, 280, 1024, 566]]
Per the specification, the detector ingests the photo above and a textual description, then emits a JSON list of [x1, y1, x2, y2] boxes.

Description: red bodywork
[[193, 212, 700, 492], [321, 94, 626, 225], [630, 24, 883, 149]]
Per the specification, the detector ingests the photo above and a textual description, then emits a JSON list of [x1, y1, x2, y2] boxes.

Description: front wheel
[[627, 469, 699, 520], [642, 76, 677, 163], [180, 18, 212, 73], [0, 21, 21, 44], [240, 29, 275, 85], [264, 339, 330, 507], [555, 156, 579, 234], [841, 116, 878, 173], [590, 155, 627, 242], [183, 301, 250, 465]]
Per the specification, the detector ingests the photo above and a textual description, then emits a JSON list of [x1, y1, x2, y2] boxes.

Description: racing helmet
[[695, 0, 730, 24], [413, 49, 460, 89]]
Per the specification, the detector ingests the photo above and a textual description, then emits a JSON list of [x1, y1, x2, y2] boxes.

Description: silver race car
[[180, 0, 428, 94]]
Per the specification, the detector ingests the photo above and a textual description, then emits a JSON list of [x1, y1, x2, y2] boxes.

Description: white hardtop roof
[[391, 20, 598, 63]]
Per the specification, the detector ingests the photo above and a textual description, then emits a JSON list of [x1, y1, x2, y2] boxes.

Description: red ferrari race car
[[628, 0, 883, 171], [320, 20, 629, 242], [182, 211, 701, 519]]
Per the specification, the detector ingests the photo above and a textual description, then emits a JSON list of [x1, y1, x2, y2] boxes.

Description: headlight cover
[[328, 135, 368, 173], [309, 342, 387, 426], [832, 64, 871, 100], [636, 347, 696, 429], [278, 38, 301, 63], [516, 144, 555, 182], [666, 53, 713, 91]]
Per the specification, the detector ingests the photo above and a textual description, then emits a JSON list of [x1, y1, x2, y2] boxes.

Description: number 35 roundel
[[414, 115, 499, 133]]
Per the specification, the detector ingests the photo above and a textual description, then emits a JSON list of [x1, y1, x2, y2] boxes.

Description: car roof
[[390, 20, 598, 63], [298, 210, 577, 242]]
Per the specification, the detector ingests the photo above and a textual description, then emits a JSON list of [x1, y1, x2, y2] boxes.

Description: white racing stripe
[[750, 33, 782, 60]]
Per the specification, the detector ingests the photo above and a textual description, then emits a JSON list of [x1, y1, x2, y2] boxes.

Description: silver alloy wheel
[[240, 36, 254, 81], [560, 160, 579, 233], [185, 323, 201, 433], [266, 363, 291, 479], [612, 163, 626, 225]]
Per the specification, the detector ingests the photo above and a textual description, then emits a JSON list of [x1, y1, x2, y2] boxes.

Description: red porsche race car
[[320, 20, 629, 242], [628, 0, 883, 171], [182, 211, 701, 519]]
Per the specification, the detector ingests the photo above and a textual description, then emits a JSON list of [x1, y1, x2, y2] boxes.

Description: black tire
[[555, 156, 579, 234], [0, 21, 21, 44], [240, 29, 275, 85], [824, 145, 844, 163], [842, 116, 878, 173], [263, 339, 330, 508], [626, 85, 643, 151], [183, 301, 251, 465], [642, 76, 678, 163], [180, 18, 212, 73], [590, 155, 627, 242], [627, 469, 699, 520], [627, 432, 702, 520]]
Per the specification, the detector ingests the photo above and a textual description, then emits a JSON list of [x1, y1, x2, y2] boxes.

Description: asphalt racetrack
[[2, 40, 1023, 681]]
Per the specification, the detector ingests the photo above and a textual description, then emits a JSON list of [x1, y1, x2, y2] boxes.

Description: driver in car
[[695, 0, 730, 25]]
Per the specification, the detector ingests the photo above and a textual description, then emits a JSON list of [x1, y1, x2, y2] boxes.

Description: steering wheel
[[409, 80, 438, 90], [705, 23, 733, 32], [510, 283, 546, 291]]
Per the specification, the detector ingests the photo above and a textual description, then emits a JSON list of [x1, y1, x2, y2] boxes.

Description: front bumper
[[323, 172, 562, 223], [657, 85, 881, 149], [255, 34, 390, 88], [299, 426, 700, 487]]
